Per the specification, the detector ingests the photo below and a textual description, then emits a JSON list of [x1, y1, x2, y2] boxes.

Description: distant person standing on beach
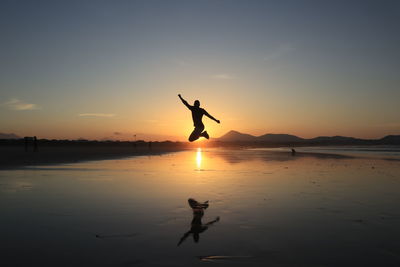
[[178, 94, 220, 142]]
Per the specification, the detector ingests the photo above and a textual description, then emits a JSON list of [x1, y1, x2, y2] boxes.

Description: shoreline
[[2, 144, 399, 170], [0, 145, 189, 170]]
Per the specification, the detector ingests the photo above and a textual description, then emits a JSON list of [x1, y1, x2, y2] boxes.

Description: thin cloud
[[264, 43, 295, 61], [212, 74, 234, 80], [2, 98, 40, 111], [78, 113, 115, 118]]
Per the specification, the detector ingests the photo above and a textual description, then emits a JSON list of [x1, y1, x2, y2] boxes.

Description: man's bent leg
[[189, 126, 204, 142], [200, 131, 209, 139], [188, 131, 200, 142]]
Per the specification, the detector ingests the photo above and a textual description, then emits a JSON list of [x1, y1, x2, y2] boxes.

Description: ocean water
[[1, 148, 400, 266]]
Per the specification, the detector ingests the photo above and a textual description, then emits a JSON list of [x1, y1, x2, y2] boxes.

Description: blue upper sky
[[1, 0, 399, 140]]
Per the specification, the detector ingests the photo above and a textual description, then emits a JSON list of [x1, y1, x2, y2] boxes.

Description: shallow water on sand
[[1, 148, 400, 266]]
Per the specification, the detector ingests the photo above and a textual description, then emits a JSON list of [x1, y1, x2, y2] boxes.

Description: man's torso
[[190, 107, 205, 127]]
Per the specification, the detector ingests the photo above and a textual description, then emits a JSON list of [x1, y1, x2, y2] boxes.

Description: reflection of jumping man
[[177, 198, 220, 246], [178, 94, 220, 142]]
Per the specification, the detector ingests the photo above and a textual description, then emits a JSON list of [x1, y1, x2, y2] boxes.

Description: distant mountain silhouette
[[380, 135, 400, 145], [257, 133, 304, 142], [0, 133, 20, 139], [218, 131, 304, 143], [309, 136, 359, 142], [218, 130, 257, 142], [216, 130, 400, 146]]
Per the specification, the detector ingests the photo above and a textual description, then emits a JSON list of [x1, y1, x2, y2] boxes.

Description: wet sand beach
[[0, 143, 189, 170], [1, 148, 400, 266]]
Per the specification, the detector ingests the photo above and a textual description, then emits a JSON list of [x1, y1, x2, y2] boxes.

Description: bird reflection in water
[[177, 198, 220, 246]]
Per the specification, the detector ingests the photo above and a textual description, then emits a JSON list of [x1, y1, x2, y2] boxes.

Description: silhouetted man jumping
[[178, 94, 220, 142]]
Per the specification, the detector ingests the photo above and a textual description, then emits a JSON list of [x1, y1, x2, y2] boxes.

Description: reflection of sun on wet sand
[[196, 147, 202, 170]]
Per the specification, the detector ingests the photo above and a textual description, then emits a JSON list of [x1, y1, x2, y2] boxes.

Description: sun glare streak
[[196, 148, 202, 170]]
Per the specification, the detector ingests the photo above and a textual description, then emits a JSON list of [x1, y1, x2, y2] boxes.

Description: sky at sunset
[[1, 0, 399, 141]]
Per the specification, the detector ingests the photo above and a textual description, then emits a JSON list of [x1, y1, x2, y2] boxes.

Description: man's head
[[194, 100, 200, 107]]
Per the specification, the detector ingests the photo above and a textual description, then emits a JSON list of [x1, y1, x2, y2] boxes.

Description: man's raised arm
[[204, 110, 220, 124], [178, 94, 191, 109]]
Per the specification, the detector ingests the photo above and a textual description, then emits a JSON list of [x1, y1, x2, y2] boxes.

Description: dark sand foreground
[[1, 148, 400, 266]]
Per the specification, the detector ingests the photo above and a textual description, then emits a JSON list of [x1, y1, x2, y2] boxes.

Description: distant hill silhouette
[[380, 135, 400, 145], [217, 130, 400, 146], [257, 133, 304, 142], [0, 133, 20, 139], [218, 130, 257, 142], [218, 131, 305, 142], [309, 136, 358, 142]]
